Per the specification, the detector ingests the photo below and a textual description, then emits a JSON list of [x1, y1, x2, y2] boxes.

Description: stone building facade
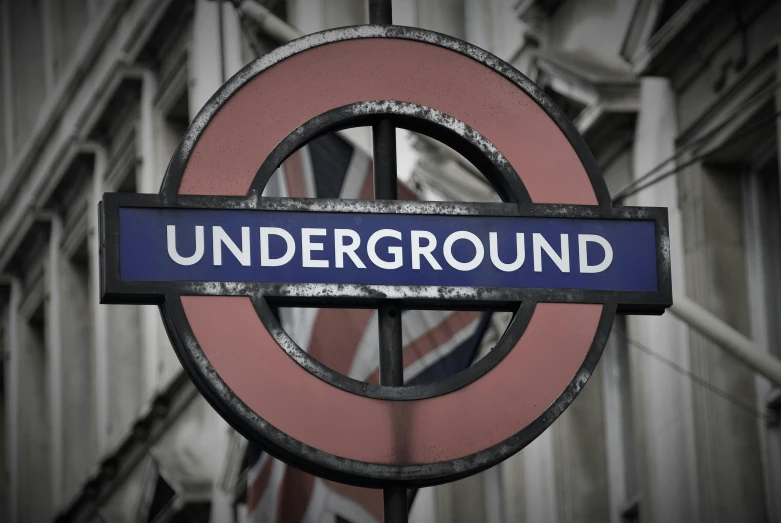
[[1, 0, 780, 522]]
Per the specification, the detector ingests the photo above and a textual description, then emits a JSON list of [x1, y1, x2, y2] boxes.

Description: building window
[[742, 151, 781, 521], [60, 238, 96, 495], [146, 472, 177, 522], [19, 302, 51, 522]]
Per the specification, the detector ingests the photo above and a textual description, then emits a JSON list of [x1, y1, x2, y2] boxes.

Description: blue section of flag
[[119, 208, 658, 292], [406, 312, 493, 387]]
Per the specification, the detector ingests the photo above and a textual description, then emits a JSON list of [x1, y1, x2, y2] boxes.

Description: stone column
[[545, 363, 611, 523], [45, 216, 63, 508], [629, 77, 700, 523]]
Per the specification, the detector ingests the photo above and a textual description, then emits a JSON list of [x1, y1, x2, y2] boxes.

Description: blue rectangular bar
[[118, 208, 658, 292]]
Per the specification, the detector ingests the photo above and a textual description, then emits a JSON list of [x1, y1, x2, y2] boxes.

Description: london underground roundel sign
[[99, 27, 671, 486]]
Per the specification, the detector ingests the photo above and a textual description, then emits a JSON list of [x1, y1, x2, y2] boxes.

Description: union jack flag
[[244, 132, 492, 523]]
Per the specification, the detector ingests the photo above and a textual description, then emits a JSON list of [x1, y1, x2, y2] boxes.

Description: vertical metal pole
[[369, 0, 393, 25], [369, 2, 407, 522], [373, 118, 398, 201], [378, 301, 403, 386]]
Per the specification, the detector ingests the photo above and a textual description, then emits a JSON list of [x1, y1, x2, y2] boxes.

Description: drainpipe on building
[[669, 294, 781, 388], [0, 276, 21, 523], [231, 0, 302, 43], [80, 142, 110, 452], [140, 70, 160, 398], [122, 67, 161, 398], [36, 212, 65, 509]]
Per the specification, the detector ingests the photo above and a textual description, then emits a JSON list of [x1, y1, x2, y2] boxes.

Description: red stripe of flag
[[246, 458, 273, 513], [284, 150, 309, 198], [364, 310, 481, 385], [275, 466, 316, 523]]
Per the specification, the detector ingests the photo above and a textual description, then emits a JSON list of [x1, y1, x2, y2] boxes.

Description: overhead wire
[[614, 109, 781, 201], [629, 338, 772, 424], [612, 79, 781, 202], [232, 2, 267, 57]]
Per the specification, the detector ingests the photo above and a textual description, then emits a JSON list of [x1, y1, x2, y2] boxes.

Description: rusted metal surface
[[368, 7, 409, 513]]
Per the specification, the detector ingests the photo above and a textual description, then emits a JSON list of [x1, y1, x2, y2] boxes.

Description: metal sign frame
[[101, 193, 670, 312], [99, 25, 672, 490]]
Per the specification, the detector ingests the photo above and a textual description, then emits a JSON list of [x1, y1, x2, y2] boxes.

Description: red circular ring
[[168, 29, 607, 477]]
